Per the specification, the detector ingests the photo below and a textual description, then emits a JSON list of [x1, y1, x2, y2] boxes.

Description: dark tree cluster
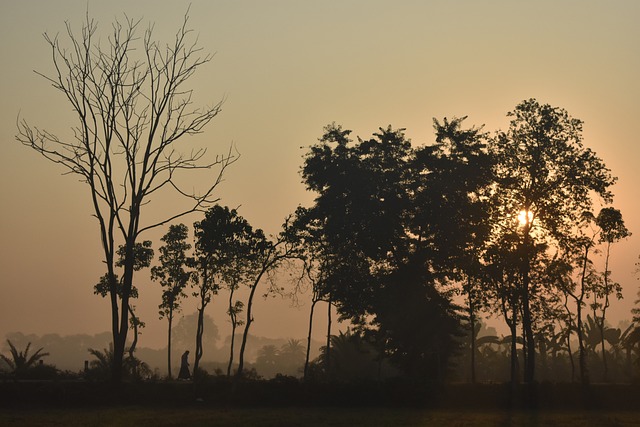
[[292, 99, 635, 386], [12, 11, 639, 387]]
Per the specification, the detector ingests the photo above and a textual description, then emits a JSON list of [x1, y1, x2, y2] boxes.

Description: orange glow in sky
[[1, 0, 639, 349]]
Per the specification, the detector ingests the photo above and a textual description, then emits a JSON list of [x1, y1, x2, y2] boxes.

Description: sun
[[517, 210, 533, 227]]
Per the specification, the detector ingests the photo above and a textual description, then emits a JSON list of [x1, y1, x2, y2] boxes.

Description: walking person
[[178, 350, 191, 380]]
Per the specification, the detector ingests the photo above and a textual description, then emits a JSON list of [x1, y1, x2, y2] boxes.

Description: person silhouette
[[178, 350, 191, 380]]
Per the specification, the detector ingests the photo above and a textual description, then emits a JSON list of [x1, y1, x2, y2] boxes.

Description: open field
[[2, 381, 639, 426], [2, 406, 640, 427]]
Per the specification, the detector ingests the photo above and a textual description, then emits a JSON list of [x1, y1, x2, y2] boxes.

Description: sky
[[1, 0, 639, 351]]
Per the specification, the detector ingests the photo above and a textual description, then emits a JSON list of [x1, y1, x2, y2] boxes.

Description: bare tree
[[16, 11, 236, 381]]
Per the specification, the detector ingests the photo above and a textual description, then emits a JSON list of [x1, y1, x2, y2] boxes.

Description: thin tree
[[16, 11, 236, 381], [558, 212, 599, 385], [94, 240, 154, 360], [192, 205, 255, 377], [594, 207, 630, 380], [151, 224, 192, 379], [236, 216, 303, 378], [492, 99, 616, 383]]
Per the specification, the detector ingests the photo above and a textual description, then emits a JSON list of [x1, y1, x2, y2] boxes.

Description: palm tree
[[87, 344, 151, 381], [0, 340, 49, 377], [256, 345, 279, 378], [279, 339, 305, 376]]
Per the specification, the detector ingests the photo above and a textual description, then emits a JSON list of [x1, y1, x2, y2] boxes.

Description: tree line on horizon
[[11, 11, 640, 385]]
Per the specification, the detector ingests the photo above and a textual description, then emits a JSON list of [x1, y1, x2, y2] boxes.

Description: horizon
[[1, 1, 639, 362]]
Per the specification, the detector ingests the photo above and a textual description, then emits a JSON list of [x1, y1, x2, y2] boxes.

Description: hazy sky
[[1, 0, 639, 350]]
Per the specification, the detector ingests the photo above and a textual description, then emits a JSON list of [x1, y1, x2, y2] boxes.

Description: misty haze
[[2, 1, 640, 426]]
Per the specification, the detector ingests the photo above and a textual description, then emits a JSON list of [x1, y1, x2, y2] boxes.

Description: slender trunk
[[326, 296, 332, 377], [227, 283, 237, 377], [469, 297, 477, 384], [577, 244, 590, 385], [521, 312, 528, 380], [576, 303, 588, 384], [237, 269, 267, 377], [237, 247, 282, 378], [566, 329, 575, 382], [520, 222, 535, 383], [115, 204, 140, 382], [113, 240, 133, 383], [194, 304, 205, 378], [509, 310, 518, 387], [128, 304, 138, 358], [521, 276, 535, 383], [194, 264, 209, 379], [304, 298, 318, 381], [600, 241, 612, 381], [563, 295, 575, 382], [108, 269, 121, 382], [228, 326, 237, 377], [167, 306, 174, 379], [600, 320, 608, 381]]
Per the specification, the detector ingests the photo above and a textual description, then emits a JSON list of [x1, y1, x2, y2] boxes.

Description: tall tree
[[236, 216, 303, 378], [287, 206, 332, 381], [151, 224, 192, 379], [301, 121, 492, 381], [15, 12, 236, 381], [94, 240, 154, 359], [427, 117, 494, 383], [192, 205, 255, 377], [556, 212, 599, 385], [594, 207, 630, 380], [492, 98, 616, 383]]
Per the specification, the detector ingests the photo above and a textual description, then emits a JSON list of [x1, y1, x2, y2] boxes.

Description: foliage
[[86, 344, 152, 382], [151, 224, 192, 379], [192, 205, 261, 377], [0, 340, 50, 378], [16, 10, 237, 382], [489, 98, 616, 383], [300, 120, 496, 381]]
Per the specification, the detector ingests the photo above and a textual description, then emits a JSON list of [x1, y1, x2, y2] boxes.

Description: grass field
[[2, 406, 640, 427], [2, 381, 639, 426]]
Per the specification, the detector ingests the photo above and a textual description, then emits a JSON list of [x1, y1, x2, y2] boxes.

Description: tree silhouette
[[236, 216, 303, 378], [594, 207, 630, 380], [301, 122, 493, 381], [0, 340, 49, 378], [151, 224, 192, 379], [94, 240, 154, 358], [491, 98, 616, 383], [87, 344, 151, 381], [15, 11, 236, 382], [193, 205, 257, 377], [287, 206, 333, 381]]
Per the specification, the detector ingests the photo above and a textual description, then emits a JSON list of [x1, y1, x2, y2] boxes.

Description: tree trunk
[[326, 296, 332, 377], [469, 299, 477, 384], [167, 306, 174, 379], [576, 302, 588, 385], [194, 303, 205, 378], [128, 304, 138, 358], [600, 240, 612, 381], [566, 329, 575, 382], [237, 273, 263, 377], [227, 284, 238, 377], [509, 312, 518, 387], [577, 244, 590, 385], [521, 277, 535, 383], [304, 298, 318, 381], [521, 226, 535, 384]]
